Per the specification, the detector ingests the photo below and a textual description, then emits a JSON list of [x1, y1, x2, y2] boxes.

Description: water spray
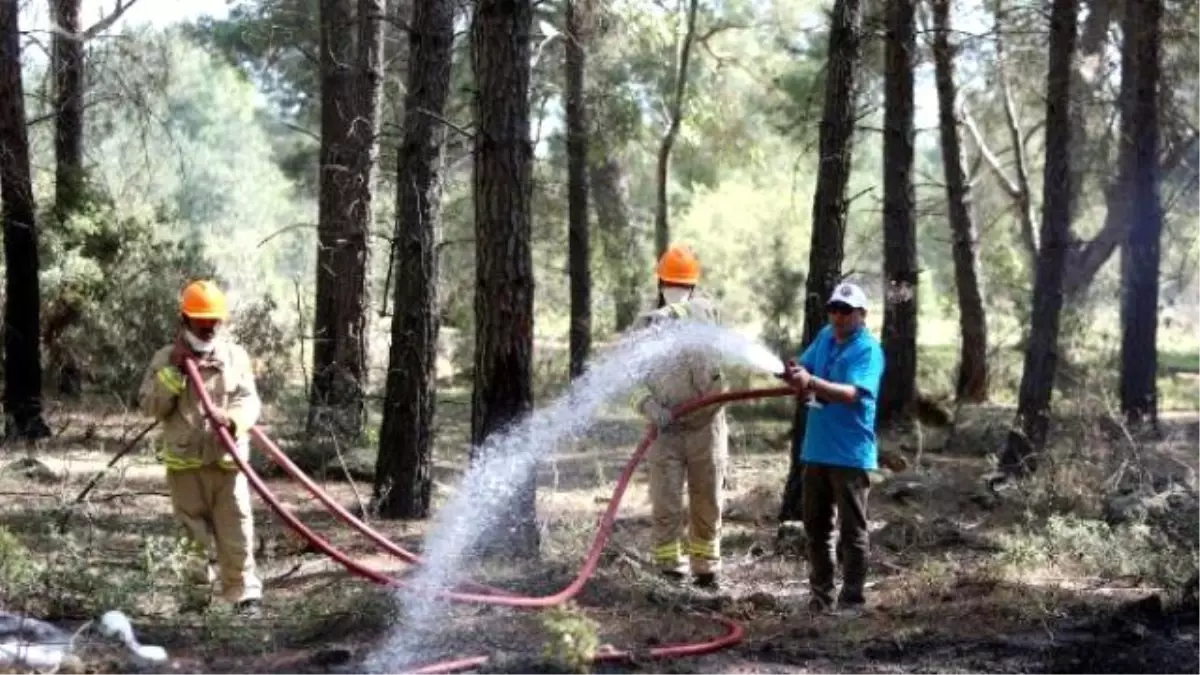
[[182, 336, 799, 673]]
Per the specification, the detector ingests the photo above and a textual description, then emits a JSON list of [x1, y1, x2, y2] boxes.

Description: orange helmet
[[656, 245, 701, 285], [179, 280, 229, 320]]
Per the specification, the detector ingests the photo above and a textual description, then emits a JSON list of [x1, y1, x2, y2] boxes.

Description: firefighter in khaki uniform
[[628, 245, 728, 589], [137, 280, 264, 617]]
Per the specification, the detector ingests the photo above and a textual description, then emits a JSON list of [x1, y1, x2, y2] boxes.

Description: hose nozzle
[[776, 359, 798, 384]]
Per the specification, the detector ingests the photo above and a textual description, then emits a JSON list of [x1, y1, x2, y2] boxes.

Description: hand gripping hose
[[181, 358, 795, 673]]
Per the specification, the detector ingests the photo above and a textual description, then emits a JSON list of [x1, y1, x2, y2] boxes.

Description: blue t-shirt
[[797, 324, 886, 470]]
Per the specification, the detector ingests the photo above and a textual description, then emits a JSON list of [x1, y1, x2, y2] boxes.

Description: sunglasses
[[826, 303, 856, 316]]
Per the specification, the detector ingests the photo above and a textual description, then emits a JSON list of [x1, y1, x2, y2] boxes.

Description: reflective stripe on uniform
[[688, 537, 720, 561], [157, 444, 239, 472], [156, 366, 185, 394], [664, 303, 689, 319], [629, 385, 653, 413], [653, 540, 682, 563]]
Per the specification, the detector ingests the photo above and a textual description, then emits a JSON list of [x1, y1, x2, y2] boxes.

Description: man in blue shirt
[[783, 281, 885, 613]]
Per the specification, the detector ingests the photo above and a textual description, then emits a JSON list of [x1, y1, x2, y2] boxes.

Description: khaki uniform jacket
[[629, 293, 728, 430], [137, 339, 261, 471]]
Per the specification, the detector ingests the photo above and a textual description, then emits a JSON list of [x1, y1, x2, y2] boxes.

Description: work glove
[[642, 398, 675, 432]]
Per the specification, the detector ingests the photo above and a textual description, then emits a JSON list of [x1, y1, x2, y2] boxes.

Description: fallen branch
[[87, 490, 170, 503], [71, 420, 158, 505], [268, 560, 306, 583]]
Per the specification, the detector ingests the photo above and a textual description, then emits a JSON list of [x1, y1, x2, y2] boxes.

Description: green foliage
[[229, 293, 300, 401], [33, 192, 298, 402], [995, 514, 1197, 589], [11, 26, 308, 399], [673, 166, 815, 332], [0, 522, 194, 618], [191, 0, 320, 123], [39, 199, 216, 397], [79, 26, 314, 300], [189, 0, 322, 190], [539, 603, 601, 673], [752, 232, 807, 356], [0, 526, 39, 602]]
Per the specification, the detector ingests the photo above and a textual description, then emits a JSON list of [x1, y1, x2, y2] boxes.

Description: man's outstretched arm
[[808, 345, 885, 405]]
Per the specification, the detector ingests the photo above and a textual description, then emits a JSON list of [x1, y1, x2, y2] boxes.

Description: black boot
[[693, 572, 719, 590]]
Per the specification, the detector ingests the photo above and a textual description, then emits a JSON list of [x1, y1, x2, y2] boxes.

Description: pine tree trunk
[[565, 0, 591, 379], [878, 0, 918, 429], [590, 134, 645, 331], [471, 0, 539, 556], [46, 0, 86, 399], [374, 0, 454, 520], [309, 0, 384, 443], [1118, 0, 1163, 426], [1000, 0, 1079, 476], [52, 0, 84, 220], [779, 0, 864, 521], [0, 0, 50, 441], [652, 0, 700, 258], [931, 0, 988, 403]]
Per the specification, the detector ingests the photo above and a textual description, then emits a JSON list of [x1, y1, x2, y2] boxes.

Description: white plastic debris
[[0, 611, 73, 670], [99, 610, 169, 663], [0, 609, 169, 671]]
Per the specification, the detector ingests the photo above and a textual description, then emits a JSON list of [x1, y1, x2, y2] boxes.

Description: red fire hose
[[182, 358, 794, 673]]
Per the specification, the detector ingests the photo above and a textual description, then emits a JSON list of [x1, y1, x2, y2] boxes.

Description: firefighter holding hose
[[628, 245, 728, 590], [137, 280, 264, 617]]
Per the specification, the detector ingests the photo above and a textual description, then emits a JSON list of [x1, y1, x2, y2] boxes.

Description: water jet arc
[[182, 359, 794, 673]]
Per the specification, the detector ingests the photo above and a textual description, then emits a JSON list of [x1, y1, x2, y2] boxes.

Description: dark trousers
[[802, 462, 870, 607]]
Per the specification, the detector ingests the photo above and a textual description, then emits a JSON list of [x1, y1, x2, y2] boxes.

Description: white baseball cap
[[827, 282, 868, 310]]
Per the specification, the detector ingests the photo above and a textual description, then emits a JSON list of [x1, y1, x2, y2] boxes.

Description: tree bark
[[779, 0, 864, 522], [1118, 0, 1163, 426], [373, 0, 454, 520], [1057, 0, 1117, 299], [48, 0, 85, 399], [309, 0, 384, 443], [878, 0, 918, 428], [590, 132, 645, 331], [1067, 0, 1118, 222], [0, 0, 51, 441], [999, 0, 1079, 476], [471, 0, 539, 556], [653, 0, 700, 258], [52, 0, 85, 220], [931, 0, 988, 403], [1061, 121, 1189, 301], [566, 0, 591, 379]]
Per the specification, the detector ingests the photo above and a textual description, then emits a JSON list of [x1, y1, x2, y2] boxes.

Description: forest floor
[[0, 385, 1197, 674]]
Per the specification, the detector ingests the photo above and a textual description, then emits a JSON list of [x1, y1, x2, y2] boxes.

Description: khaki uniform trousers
[[167, 465, 262, 604], [647, 412, 728, 575]]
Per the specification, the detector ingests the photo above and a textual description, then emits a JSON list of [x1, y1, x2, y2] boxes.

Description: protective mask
[[661, 286, 692, 305], [183, 329, 215, 354]]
